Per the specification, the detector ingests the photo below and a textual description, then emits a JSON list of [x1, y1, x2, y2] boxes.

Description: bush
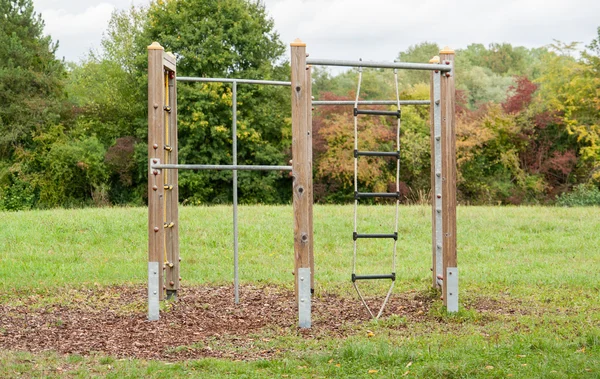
[[556, 184, 600, 207], [0, 179, 36, 211]]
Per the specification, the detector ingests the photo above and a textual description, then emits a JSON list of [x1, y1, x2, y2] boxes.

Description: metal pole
[[151, 164, 292, 171], [177, 77, 291, 86], [433, 71, 443, 287], [312, 100, 430, 106], [232, 81, 239, 304], [306, 58, 451, 72]]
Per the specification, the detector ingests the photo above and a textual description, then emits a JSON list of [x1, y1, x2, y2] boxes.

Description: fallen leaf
[[521, 364, 527, 367], [485, 366, 494, 370], [367, 330, 374, 337], [402, 371, 409, 376], [406, 362, 412, 368], [368, 369, 378, 374], [517, 355, 526, 358], [335, 364, 341, 368], [577, 347, 586, 353], [328, 359, 334, 364]]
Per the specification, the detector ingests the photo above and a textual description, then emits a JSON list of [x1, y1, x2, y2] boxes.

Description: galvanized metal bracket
[[433, 71, 443, 285], [446, 267, 458, 313], [148, 261, 160, 321], [298, 268, 311, 328], [150, 158, 161, 175]]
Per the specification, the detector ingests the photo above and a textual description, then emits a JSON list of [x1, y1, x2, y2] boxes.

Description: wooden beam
[[148, 42, 166, 301], [439, 47, 457, 307], [164, 52, 180, 299], [290, 39, 311, 300]]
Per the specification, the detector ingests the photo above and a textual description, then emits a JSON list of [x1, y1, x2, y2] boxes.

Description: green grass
[[1, 205, 599, 377]]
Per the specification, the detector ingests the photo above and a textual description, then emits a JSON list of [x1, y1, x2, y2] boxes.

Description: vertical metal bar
[[306, 66, 315, 294], [433, 71, 443, 286], [232, 81, 239, 304], [352, 66, 362, 277]]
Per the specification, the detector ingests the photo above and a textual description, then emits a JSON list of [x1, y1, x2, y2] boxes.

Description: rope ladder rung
[[353, 108, 401, 118], [354, 191, 400, 199], [352, 273, 396, 282], [353, 232, 398, 241], [354, 150, 400, 158]]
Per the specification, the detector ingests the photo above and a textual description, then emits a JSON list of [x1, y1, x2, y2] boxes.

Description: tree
[[0, 0, 67, 209], [142, 0, 292, 204], [0, 0, 65, 158], [537, 40, 600, 182]]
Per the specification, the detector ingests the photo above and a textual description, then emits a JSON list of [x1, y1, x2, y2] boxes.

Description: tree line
[[1, 0, 599, 210]]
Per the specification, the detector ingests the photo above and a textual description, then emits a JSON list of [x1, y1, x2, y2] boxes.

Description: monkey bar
[[306, 58, 452, 71]]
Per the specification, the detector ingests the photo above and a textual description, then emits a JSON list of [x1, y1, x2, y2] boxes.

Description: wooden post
[[439, 47, 457, 310], [148, 42, 166, 306], [291, 39, 312, 328], [164, 52, 180, 299]]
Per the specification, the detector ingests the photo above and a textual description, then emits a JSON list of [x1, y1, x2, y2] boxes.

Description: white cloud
[[42, 3, 114, 36], [34, 0, 149, 61], [31, 0, 600, 63], [264, 0, 600, 65]]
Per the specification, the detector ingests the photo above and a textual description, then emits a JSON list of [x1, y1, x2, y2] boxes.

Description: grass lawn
[[0, 205, 598, 378]]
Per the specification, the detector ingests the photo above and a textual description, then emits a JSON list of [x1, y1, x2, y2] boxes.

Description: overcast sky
[[33, 0, 600, 65]]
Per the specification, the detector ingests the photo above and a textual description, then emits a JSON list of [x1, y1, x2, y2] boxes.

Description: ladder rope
[[351, 64, 401, 319]]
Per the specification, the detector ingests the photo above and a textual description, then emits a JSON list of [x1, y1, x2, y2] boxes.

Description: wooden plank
[[306, 64, 314, 294], [290, 39, 310, 300], [164, 57, 179, 297], [170, 66, 180, 294], [163, 52, 176, 72], [439, 47, 457, 307], [148, 42, 165, 301]]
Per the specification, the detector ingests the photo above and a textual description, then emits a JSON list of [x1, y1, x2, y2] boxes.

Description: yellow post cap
[[440, 46, 455, 54], [429, 55, 440, 64], [148, 42, 164, 50], [290, 38, 306, 47]]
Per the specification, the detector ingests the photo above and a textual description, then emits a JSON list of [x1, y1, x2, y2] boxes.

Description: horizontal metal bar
[[177, 77, 291, 86], [354, 150, 399, 158], [353, 232, 398, 240], [306, 58, 451, 72], [355, 108, 400, 117], [355, 192, 400, 199], [352, 273, 396, 282], [313, 100, 429, 106], [152, 164, 292, 171]]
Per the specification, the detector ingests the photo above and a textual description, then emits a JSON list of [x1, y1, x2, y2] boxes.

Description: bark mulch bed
[[0, 285, 508, 361]]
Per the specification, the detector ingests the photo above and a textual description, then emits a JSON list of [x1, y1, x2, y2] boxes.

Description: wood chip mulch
[[0, 284, 493, 361]]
